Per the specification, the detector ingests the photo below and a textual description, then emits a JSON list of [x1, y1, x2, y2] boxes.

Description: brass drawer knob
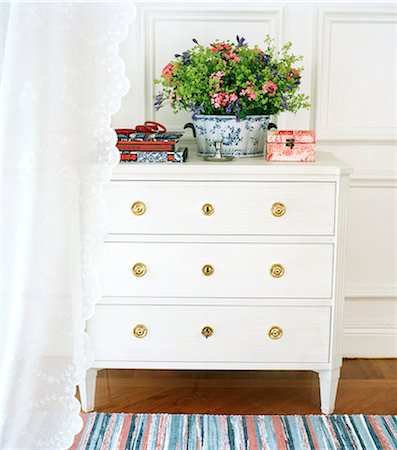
[[270, 263, 285, 278], [132, 262, 147, 277], [271, 202, 286, 217], [133, 324, 148, 339], [202, 264, 214, 276], [201, 326, 214, 338], [268, 326, 283, 340], [131, 201, 146, 216], [202, 203, 214, 216]]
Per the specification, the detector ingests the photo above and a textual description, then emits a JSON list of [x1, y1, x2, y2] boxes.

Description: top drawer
[[105, 181, 336, 236]]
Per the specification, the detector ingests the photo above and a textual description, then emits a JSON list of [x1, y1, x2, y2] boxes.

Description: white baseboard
[[343, 326, 397, 358], [343, 295, 397, 357]]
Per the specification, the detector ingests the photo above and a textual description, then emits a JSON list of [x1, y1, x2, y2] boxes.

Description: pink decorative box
[[266, 130, 316, 162]]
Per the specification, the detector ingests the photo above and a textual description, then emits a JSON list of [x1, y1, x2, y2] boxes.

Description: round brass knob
[[202, 203, 214, 216], [132, 262, 147, 277], [271, 202, 286, 217], [201, 326, 214, 338], [133, 324, 148, 339], [270, 263, 285, 278], [268, 326, 283, 340], [131, 201, 146, 216], [202, 264, 214, 276]]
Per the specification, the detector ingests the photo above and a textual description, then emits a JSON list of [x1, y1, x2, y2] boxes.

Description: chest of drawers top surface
[[105, 153, 350, 237], [112, 152, 352, 181]]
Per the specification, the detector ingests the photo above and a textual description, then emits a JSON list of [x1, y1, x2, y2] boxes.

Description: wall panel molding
[[314, 5, 397, 142], [350, 167, 397, 188], [345, 286, 397, 299], [115, 3, 397, 359]]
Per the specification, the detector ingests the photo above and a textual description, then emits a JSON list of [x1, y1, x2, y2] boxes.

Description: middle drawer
[[98, 242, 334, 299]]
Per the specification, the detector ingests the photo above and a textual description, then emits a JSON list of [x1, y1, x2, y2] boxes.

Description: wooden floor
[[92, 359, 397, 415]]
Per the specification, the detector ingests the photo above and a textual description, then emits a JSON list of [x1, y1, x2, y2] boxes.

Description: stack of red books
[[115, 129, 188, 163]]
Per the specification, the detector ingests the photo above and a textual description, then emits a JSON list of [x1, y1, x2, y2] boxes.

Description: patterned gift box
[[266, 130, 316, 162]]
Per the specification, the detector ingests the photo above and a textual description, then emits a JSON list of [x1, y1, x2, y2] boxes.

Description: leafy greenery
[[155, 36, 310, 119]]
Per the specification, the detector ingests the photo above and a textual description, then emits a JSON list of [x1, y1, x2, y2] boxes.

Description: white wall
[[113, 1, 397, 357]]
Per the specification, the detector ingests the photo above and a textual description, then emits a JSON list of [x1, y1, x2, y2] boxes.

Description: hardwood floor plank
[[90, 359, 397, 415]]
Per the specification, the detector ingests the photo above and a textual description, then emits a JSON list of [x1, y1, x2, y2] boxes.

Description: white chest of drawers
[[81, 152, 351, 414]]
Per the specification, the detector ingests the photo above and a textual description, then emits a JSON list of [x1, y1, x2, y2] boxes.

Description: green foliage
[[154, 36, 310, 118]]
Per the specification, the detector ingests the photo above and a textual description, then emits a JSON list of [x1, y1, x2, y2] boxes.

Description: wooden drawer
[[105, 181, 336, 236], [87, 304, 331, 363], [98, 242, 333, 299]]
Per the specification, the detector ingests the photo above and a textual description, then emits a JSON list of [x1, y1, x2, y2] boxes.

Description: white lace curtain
[[0, 3, 135, 448]]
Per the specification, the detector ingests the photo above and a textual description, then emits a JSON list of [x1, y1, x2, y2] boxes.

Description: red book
[[120, 153, 137, 161], [117, 141, 176, 152]]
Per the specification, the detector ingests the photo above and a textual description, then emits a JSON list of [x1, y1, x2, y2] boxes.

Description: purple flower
[[192, 38, 199, 45], [175, 51, 191, 64], [188, 102, 203, 119], [235, 99, 242, 121], [281, 95, 289, 110], [254, 73, 261, 82], [154, 93, 163, 111], [182, 51, 192, 64], [225, 103, 234, 114], [236, 35, 248, 47], [256, 53, 270, 65]]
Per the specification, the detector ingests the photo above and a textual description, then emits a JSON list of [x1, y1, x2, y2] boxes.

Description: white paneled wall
[[113, 1, 397, 357]]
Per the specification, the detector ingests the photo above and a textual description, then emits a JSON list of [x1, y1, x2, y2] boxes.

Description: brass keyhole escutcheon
[[202, 264, 214, 276], [201, 326, 214, 339], [268, 326, 283, 340], [133, 324, 148, 339], [202, 203, 214, 216], [132, 262, 147, 277], [271, 202, 286, 217], [270, 263, 285, 278], [131, 201, 146, 216], [286, 138, 295, 149]]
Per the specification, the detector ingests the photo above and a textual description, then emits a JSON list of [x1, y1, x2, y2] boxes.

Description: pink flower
[[229, 93, 238, 102], [210, 71, 226, 83], [162, 63, 176, 77], [210, 71, 226, 79], [211, 92, 230, 109], [240, 82, 257, 101], [210, 72, 227, 92], [210, 43, 232, 52], [162, 63, 178, 86], [287, 68, 301, 83], [225, 52, 241, 63], [262, 81, 278, 96]]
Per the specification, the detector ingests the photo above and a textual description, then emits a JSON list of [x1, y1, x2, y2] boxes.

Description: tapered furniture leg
[[318, 368, 340, 414], [79, 368, 98, 412]]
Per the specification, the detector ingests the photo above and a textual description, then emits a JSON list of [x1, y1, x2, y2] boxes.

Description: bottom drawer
[[88, 305, 331, 364]]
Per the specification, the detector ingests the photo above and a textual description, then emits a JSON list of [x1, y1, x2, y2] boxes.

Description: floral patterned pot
[[191, 115, 270, 158]]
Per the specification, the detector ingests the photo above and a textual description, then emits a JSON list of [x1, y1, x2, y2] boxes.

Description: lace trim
[[61, 5, 136, 449]]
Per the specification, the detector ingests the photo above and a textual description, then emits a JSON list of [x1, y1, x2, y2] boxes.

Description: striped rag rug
[[70, 413, 397, 450]]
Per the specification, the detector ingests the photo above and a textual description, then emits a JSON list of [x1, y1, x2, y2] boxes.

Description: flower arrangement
[[155, 36, 310, 119]]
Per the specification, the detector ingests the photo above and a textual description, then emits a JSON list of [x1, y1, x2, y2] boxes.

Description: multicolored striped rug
[[70, 413, 397, 449]]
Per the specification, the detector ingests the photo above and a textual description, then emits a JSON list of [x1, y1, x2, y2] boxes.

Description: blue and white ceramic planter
[[192, 115, 270, 158]]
